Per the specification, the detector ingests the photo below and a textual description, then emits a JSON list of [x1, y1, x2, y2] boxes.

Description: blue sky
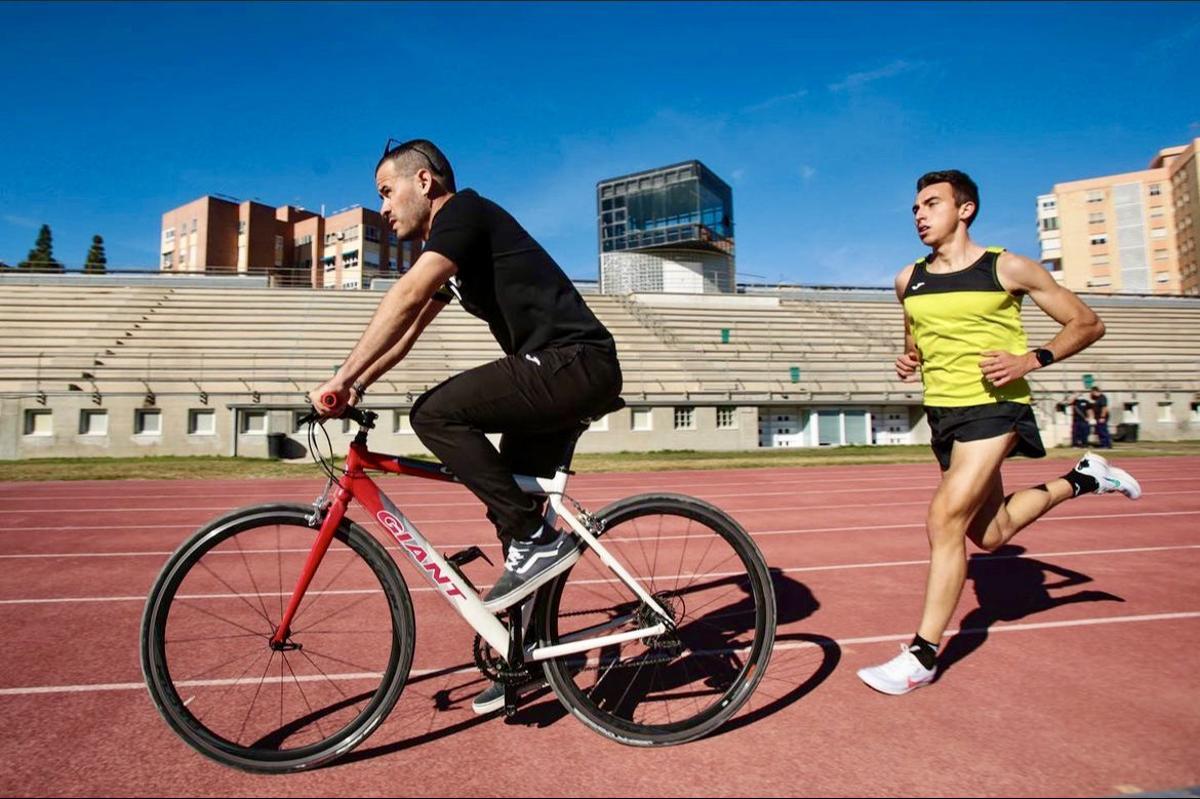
[[2, 1, 1198, 285]]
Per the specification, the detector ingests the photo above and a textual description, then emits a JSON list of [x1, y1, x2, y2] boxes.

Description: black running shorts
[[925, 401, 1046, 472]]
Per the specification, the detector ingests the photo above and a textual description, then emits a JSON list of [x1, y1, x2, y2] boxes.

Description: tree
[[18, 224, 63, 273], [83, 235, 107, 274]]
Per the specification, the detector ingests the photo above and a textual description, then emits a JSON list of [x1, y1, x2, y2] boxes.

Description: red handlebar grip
[[319, 392, 342, 411]]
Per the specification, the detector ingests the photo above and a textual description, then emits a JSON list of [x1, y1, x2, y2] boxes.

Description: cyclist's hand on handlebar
[[308, 380, 351, 418]]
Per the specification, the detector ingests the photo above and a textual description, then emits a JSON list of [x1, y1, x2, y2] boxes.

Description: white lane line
[[10, 490, 1200, 534], [2, 543, 1197, 605], [0, 463, 1190, 502], [4, 509, 1200, 560], [3, 477, 1197, 514], [3, 610, 1197, 697]]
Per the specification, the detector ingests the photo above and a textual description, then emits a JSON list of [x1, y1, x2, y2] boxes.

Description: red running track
[[0, 453, 1197, 797]]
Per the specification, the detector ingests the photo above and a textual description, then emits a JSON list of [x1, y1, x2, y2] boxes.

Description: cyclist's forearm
[[333, 284, 424, 387], [357, 335, 417, 388]]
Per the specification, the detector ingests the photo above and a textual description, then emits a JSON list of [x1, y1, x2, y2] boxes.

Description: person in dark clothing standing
[[1060, 391, 1099, 448], [1090, 386, 1111, 448], [308, 139, 622, 712]]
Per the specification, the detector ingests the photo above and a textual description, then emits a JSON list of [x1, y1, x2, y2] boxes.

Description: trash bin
[[267, 432, 287, 459], [1115, 423, 1138, 443]]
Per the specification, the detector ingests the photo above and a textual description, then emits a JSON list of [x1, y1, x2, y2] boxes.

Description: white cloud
[[799, 164, 816, 182], [2, 214, 41, 229], [741, 89, 809, 114], [828, 59, 916, 93]]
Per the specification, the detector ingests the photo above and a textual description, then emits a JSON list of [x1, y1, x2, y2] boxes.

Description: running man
[[309, 138, 622, 712], [857, 170, 1142, 695]]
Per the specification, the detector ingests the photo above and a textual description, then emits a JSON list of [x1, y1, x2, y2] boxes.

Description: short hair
[[377, 139, 456, 193], [917, 170, 979, 226]]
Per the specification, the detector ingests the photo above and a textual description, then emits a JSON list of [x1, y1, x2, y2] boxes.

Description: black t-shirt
[[1091, 393, 1108, 420], [422, 189, 614, 357], [1072, 396, 1092, 421]]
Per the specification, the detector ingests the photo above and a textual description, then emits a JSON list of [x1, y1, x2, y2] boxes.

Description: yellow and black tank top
[[902, 246, 1032, 407]]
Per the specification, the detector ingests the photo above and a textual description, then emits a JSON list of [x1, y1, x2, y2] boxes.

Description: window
[[1155, 250, 1169, 261], [1156, 272, 1172, 283], [1091, 255, 1110, 266], [1087, 278, 1112, 287], [1090, 234, 1108, 246], [1158, 401, 1173, 422], [673, 406, 695, 430], [79, 409, 108, 436], [1191, 402, 1200, 423], [1151, 228, 1167, 239], [1150, 208, 1165, 218], [1088, 212, 1105, 224], [135, 409, 162, 435], [163, 227, 175, 242], [1041, 217, 1059, 231], [240, 410, 266, 434], [295, 234, 312, 246], [717, 406, 737, 429], [24, 409, 52, 436], [1150, 183, 1162, 196], [394, 411, 412, 434], [1123, 402, 1139, 422], [1040, 199, 1057, 210], [188, 409, 215, 435], [342, 225, 359, 241], [162, 253, 173, 269], [238, 220, 246, 234], [632, 408, 652, 431], [191, 218, 198, 233], [1086, 190, 1104, 203], [365, 226, 380, 242]]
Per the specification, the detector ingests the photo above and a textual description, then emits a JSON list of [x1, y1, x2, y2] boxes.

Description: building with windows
[[160, 196, 420, 289], [597, 161, 734, 294], [1038, 138, 1199, 295]]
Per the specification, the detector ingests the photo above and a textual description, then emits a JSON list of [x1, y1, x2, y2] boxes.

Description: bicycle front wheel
[[140, 503, 414, 773], [537, 493, 776, 746]]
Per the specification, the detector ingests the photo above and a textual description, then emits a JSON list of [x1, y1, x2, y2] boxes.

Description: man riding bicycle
[[309, 138, 623, 711]]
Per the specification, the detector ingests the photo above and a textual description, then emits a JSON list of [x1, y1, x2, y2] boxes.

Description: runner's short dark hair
[[917, 170, 979, 226], [377, 139, 456, 193]]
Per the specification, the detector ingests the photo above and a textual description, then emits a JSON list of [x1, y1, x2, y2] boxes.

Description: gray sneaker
[[471, 675, 545, 715], [482, 530, 582, 611]]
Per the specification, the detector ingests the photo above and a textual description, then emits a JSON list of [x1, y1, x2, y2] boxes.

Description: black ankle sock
[[909, 634, 939, 670], [527, 524, 557, 545], [1062, 468, 1098, 498]]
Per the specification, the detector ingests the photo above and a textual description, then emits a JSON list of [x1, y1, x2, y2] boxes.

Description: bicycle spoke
[[233, 533, 274, 631]]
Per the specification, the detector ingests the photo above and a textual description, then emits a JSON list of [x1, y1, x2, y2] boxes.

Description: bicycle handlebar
[[299, 401, 375, 430]]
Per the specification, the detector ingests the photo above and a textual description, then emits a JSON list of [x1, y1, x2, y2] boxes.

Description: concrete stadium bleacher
[[2, 278, 1198, 459]]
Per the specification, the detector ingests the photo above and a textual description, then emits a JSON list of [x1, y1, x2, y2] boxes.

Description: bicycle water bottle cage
[[442, 546, 493, 593]]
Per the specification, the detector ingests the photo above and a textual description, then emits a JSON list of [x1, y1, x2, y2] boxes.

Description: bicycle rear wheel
[[537, 493, 776, 746], [140, 503, 414, 773]]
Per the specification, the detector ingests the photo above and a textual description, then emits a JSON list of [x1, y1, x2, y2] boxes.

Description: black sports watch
[[1033, 348, 1055, 368]]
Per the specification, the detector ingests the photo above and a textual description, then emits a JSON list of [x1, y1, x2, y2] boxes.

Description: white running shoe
[[1073, 451, 1142, 500], [857, 644, 937, 695]]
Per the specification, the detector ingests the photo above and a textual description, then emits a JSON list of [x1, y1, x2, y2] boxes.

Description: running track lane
[[0, 455, 1197, 796]]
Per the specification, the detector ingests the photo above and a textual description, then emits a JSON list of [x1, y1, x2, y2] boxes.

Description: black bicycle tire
[[140, 503, 414, 773], [537, 493, 776, 747]]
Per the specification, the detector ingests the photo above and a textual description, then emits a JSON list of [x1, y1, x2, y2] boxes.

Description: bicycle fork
[[269, 482, 351, 648]]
